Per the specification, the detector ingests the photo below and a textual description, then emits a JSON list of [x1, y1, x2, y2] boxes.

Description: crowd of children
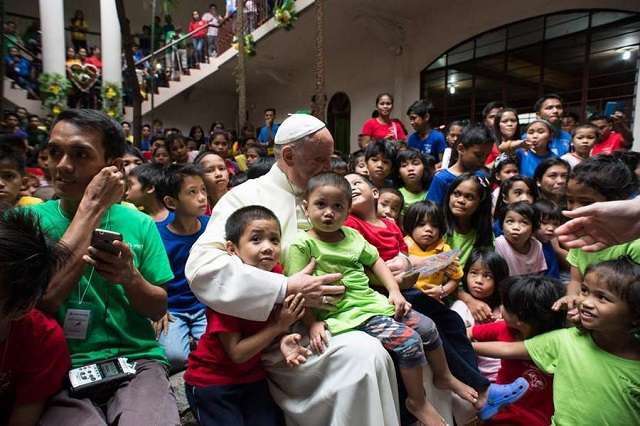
[[1, 93, 640, 426]]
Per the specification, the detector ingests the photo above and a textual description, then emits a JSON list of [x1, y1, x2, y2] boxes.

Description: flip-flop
[[478, 377, 529, 421]]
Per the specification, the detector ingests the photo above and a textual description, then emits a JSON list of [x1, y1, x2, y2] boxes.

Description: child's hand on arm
[[309, 321, 328, 354], [273, 293, 306, 333], [457, 288, 493, 323], [552, 266, 581, 324]]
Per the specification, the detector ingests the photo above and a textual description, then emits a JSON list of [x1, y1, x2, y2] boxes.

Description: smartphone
[[91, 229, 123, 255]]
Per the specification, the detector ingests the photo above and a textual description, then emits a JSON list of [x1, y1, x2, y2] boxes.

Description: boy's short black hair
[[166, 133, 186, 151], [588, 113, 610, 123], [500, 275, 565, 336], [129, 163, 165, 194], [156, 163, 204, 205], [345, 172, 376, 189], [533, 199, 565, 224], [501, 201, 540, 231], [0, 210, 68, 316], [378, 187, 404, 210], [304, 172, 352, 206], [247, 156, 275, 179], [330, 156, 348, 174], [458, 123, 493, 148], [482, 101, 505, 119], [403, 200, 445, 237], [534, 93, 563, 113], [53, 109, 126, 160], [225, 205, 280, 245], [572, 123, 601, 140], [364, 139, 397, 161], [571, 155, 636, 201], [348, 150, 365, 172], [264, 108, 276, 114], [0, 143, 25, 175], [406, 99, 433, 118]]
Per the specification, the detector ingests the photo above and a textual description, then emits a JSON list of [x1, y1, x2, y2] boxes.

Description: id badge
[[63, 307, 92, 340]]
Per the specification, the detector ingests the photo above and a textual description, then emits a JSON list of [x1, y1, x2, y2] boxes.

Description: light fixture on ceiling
[[448, 84, 456, 94], [618, 47, 635, 61]]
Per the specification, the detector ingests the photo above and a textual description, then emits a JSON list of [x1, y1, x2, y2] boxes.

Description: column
[[633, 57, 640, 152], [39, 0, 66, 75], [100, 0, 122, 86]]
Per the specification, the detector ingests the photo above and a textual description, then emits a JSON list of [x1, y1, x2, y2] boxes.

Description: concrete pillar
[[633, 57, 640, 152], [39, 0, 66, 75], [100, 0, 122, 86]]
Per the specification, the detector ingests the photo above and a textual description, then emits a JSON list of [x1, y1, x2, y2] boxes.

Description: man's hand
[[153, 312, 172, 338], [81, 165, 126, 209], [280, 333, 312, 367], [556, 198, 640, 251], [287, 258, 345, 309], [83, 240, 137, 285]]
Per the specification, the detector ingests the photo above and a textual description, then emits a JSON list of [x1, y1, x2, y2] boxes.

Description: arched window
[[327, 92, 351, 154], [420, 10, 640, 125]]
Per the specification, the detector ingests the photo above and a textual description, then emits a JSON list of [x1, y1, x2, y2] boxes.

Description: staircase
[[3, 78, 44, 114], [125, 0, 315, 121]]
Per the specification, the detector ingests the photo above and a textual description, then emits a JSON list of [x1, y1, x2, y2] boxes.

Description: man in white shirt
[[201, 3, 220, 57], [186, 114, 403, 425]]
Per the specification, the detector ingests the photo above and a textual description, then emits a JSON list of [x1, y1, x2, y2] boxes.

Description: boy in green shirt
[[31, 109, 179, 425]]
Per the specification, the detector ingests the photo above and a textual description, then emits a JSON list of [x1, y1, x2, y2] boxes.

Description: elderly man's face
[[287, 128, 334, 189]]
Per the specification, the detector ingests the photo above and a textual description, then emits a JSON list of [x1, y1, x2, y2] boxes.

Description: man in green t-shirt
[[32, 109, 179, 425]]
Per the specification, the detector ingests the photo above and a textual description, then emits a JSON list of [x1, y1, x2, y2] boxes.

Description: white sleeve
[[185, 188, 287, 322]]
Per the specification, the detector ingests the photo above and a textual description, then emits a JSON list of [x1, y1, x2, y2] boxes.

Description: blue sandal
[[478, 377, 529, 421]]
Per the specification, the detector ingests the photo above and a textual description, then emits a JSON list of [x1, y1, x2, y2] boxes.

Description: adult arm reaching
[[555, 197, 640, 252]]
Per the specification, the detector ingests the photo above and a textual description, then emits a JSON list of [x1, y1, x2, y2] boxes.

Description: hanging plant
[[38, 73, 70, 116], [232, 34, 256, 56], [274, 0, 297, 30], [101, 82, 123, 121]]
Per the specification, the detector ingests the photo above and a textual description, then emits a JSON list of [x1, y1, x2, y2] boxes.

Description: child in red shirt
[[184, 206, 304, 426], [0, 210, 70, 425], [471, 275, 565, 425]]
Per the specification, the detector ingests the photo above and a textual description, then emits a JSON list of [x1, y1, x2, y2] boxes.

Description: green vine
[[101, 82, 123, 121], [232, 34, 256, 56], [38, 73, 70, 116], [274, 0, 297, 30]]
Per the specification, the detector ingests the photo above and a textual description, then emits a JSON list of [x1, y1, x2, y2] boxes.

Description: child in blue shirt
[[155, 163, 210, 372], [515, 119, 557, 178], [427, 124, 493, 205], [406, 99, 447, 163]]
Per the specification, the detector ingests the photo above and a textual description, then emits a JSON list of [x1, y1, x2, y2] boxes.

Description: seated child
[[0, 209, 70, 425], [154, 164, 210, 372], [377, 187, 404, 223], [472, 275, 564, 425], [184, 206, 303, 426], [427, 124, 493, 205], [396, 149, 433, 214], [474, 258, 640, 425], [364, 139, 397, 188], [344, 173, 408, 262], [451, 249, 509, 382], [533, 199, 568, 280], [286, 172, 527, 426], [126, 163, 174, 225], [493, 175, 538, 237], [560, 124, 599, 169], [495, 202, 547, 276], [348, 150, 369, 176], [403, 201, 464, 303], [490, 154, 519, 210], [0, 144, 42, 207], [557, 155, 640, 320]]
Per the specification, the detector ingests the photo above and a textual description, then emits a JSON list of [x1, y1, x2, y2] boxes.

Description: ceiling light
[[622, 50, 632, 60], [448, 84, 456, 94]]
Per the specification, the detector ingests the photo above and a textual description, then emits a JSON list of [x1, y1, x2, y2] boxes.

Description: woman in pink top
[[361, 93, 407, 146]]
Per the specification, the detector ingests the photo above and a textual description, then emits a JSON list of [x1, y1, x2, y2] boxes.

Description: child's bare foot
[[434, 374, 478, 405], [406, 397, 447, 426]]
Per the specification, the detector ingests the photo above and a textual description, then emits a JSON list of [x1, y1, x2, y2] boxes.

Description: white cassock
[[185, 164, 401, 426]]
